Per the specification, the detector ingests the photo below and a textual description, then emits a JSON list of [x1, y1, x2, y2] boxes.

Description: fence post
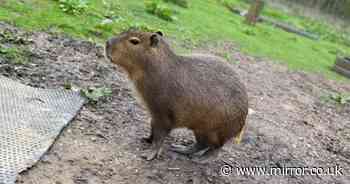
[[245, 0, 265, 25]]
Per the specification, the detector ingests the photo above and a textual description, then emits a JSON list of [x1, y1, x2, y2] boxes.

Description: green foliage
[[94, 0, 126, 34], [223, 52, 231, 61], [0, 45, 30, 65], [0, 29, 31, 65], [126, 22, 160, 32], [263, 7, 290, 21], [55, 0, 88, 15], [80, 87, 112, 104], [144, 0, 177, 21], [95, 18, 159, 36], [163, 0, 189, 8], [330, 93, 350, 105], [299, 20, 350, 47], [0, 0, 349, 81], [220, 0, 248, 9], [322, 92, 350, 105], [222, 0, 350, 48], [102, 0, 122, 19], [242, 27, 256, 36], [223, 52, 240, 64], [345, 0, 350, 18], [63, 82, 73, 90], [0, 29, 31, 45], [260, 2, 350, 47]]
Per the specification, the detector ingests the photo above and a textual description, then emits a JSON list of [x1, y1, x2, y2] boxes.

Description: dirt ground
[[1, 22, 349, 184]]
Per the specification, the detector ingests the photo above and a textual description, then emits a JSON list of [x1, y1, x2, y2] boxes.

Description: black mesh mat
[[0, 76, 85, 184]]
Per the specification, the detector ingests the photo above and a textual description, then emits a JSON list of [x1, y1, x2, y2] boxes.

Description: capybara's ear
[[156, 31, 163, 37], [150, 33, 160, 47]]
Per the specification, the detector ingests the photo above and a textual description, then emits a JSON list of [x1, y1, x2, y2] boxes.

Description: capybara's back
[[164, 54, 248, 148], [105, 30, 248, 160]]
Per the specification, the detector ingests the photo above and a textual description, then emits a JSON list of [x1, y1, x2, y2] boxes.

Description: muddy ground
[[0, 22, 349, 184]]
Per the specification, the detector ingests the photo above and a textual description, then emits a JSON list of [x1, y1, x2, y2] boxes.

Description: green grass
[[80, 86, 112, 104], [0, 0, 349, 82], [0, 45, 30, 65], [321, 92, 350, 105]]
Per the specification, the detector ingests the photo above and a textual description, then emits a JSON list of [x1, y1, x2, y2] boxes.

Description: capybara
[[105, 30, 248, 160]]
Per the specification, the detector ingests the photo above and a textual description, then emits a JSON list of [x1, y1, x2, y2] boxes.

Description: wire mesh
[[0, 76, 85, 184]]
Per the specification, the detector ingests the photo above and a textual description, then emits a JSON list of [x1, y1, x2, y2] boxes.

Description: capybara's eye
[[129, 37, 141, 45]]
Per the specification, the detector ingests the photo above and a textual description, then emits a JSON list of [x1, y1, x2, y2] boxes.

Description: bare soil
[[1, 22, 349, 184]]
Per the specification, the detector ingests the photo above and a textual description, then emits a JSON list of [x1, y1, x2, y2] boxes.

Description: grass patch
[[0, 45, 30, 65], [0, 29, 31, 44], [55, 0, 89, 15], [163, 0, 189, 8], [321, 92, 350, 105], [0, 0, 349, 81], [80, 87, 112, 104], [144, 0, 178, 22]]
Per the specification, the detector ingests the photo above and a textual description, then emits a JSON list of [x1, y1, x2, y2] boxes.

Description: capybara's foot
[[191, 147, 211, 157], [170, 143, 195, 155], [170, 143, 207, 155], [190, 148, 220, 164], [142, 147, 163, 161], [142, 136, 165, 161]]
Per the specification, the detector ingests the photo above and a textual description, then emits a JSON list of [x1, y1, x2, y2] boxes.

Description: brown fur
[[106, 30, 248, 158]]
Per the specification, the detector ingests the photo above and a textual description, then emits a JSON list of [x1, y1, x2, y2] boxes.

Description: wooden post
[[334, 56, 350, 78], [245, 0, 265, 25]]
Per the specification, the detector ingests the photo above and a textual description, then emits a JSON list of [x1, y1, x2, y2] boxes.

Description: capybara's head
[[105, 30, 165, 72]]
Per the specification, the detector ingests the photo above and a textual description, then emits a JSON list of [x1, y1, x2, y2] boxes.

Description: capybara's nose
[[106, 38, 113, 48]]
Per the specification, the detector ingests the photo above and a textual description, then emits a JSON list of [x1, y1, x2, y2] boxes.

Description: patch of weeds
[[223, 52, 231, 62], [288, 36, 298, 42], [328, 49, 338, 55], [299, 19, 350, 47], [0, 29, 31, 45], [233, 59, 240, 64], [80, 87, 112, 104], [163, 0, 189, 8], [321, 92, 350, 105], [63, 81, 82, 91], [102, 0, 122, 19], [263, 9, 289, 21], [54, 0, 88, 15], [242, 28, 256, 36], [63, 82, 73, 90], [127, 22, 161, 32], [144, 0, 177, 21], [219, 0, 249, 12], [95, 1, 160, 35], [96, 18, 159, 36], [223, 52, 240, 64], [95, 17, 124, 34], [0, 45, 30, 65]]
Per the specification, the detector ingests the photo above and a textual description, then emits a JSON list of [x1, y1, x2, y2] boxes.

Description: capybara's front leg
[[142, 121, 154, 144], [143, 117, 171, 161]]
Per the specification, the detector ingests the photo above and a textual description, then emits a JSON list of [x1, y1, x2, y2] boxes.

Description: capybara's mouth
[[104, 47, 111, 62]]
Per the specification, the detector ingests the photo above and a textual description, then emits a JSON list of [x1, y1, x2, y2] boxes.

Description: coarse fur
[[105, 30, 248, 160]]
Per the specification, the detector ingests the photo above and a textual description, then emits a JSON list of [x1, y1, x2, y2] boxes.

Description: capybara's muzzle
[[105, 38, 117, 61]]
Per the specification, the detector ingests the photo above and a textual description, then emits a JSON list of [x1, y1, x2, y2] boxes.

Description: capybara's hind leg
[[170, 142, 208, 155], [170, 132, 213, 156], [189, 132, 223, 163]]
